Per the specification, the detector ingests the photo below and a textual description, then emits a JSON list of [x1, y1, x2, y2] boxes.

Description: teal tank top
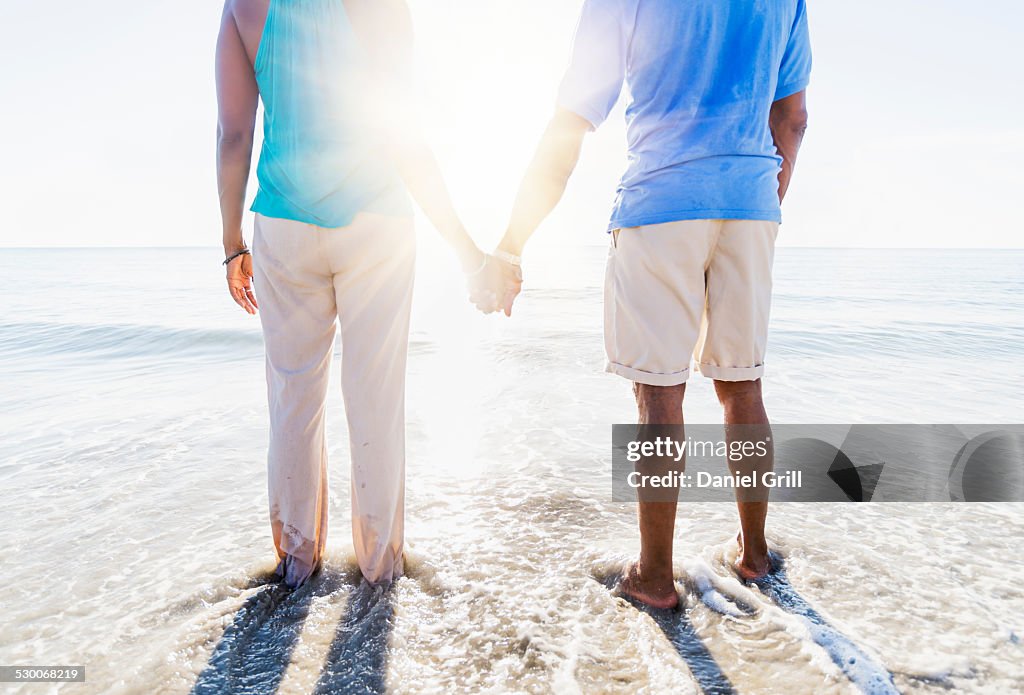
[[251, 0, 412, 228]]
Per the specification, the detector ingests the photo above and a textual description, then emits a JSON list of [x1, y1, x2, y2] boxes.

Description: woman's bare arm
[[215, 0, 259, 313], [354, 0, 484, 273]]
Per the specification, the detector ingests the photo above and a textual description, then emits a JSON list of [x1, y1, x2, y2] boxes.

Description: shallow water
[[1, 245, 1022, 693]]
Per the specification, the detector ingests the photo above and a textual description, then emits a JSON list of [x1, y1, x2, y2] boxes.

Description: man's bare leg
[[714, 379, 773, 580], [619, 382, 685, 609]]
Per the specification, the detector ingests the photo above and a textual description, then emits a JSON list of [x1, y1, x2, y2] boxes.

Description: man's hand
[[468, 256, 522, 317], [226, 253, 258, 315]]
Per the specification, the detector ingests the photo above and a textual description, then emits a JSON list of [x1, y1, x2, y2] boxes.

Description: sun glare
[[409, 1, 581, 237]]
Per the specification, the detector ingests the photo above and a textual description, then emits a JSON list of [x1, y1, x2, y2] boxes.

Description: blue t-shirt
[[558, 0, 812, 230]]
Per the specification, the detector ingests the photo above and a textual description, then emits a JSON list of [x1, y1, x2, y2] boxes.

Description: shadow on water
[[190, 575, 313, 695], [752, 564, 900, 695], [598, 574, 736, 695], [313, 582, 393, 695], [191, 570, 394, 695], [607, 558, 901, 695], [643, 602, 738, 695]]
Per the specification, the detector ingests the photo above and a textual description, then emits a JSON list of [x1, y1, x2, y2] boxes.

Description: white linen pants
[[252, 211, 415, 588]]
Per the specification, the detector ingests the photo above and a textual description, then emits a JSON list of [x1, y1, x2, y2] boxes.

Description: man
[[480, 0, 811, 608], [215, 0, 515, 588]]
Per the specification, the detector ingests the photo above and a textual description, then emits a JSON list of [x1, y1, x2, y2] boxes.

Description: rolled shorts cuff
[[605, 361, 690, 386], [696, 362, 765, 381]]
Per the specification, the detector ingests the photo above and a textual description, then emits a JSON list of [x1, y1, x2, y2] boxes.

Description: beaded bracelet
[[222, 248, 251, 266]]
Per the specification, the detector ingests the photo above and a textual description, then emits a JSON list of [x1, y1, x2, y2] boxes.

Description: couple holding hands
[[215, 0, 810, 609]]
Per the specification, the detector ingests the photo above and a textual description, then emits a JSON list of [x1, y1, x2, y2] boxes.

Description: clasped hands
[[466, 252, 523, 317]]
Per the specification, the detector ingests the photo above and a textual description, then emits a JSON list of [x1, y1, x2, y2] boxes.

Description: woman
[[214, 0, 513, 587]]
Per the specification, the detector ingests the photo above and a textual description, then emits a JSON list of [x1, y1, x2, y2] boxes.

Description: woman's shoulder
[[227, 0, 271, 44]]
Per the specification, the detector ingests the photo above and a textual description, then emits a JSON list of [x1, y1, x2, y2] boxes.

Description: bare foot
[[733, 536, 770, 581], [617, 561, 679, 610], [734, 557, 772, 581], [733, 535, 773, 581]]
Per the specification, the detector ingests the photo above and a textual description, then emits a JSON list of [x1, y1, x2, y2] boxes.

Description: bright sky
[[0, 1, 1021, 248]]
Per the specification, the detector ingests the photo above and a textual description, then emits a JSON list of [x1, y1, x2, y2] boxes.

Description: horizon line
[[2, 245, 1024, 252]]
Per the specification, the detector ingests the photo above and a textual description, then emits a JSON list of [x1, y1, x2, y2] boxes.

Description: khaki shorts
[[604, 218, 779, 386]]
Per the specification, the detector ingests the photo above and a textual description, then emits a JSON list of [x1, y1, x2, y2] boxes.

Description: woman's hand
[[226, 253, 258, 315], [468, 255, 522, 317]]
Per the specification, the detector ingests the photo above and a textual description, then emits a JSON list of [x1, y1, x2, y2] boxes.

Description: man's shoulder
[[576, 0, 639, 34], [584, 0, 636, 15]]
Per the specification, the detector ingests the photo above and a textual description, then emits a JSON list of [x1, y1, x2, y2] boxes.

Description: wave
[[770, 323, 1024, 359], [0, 321, 437, 362], [2, 303, 1022, 365], [0, 321, 266, 360]]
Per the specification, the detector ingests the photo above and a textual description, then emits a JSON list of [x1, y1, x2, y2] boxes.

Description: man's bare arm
[[769, 90, 808, 203], [215, 0, 259, 257], [496, 109, 592, 256]]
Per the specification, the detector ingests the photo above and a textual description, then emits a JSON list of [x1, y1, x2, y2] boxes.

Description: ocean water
[[1, 244, 1022, 694]]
